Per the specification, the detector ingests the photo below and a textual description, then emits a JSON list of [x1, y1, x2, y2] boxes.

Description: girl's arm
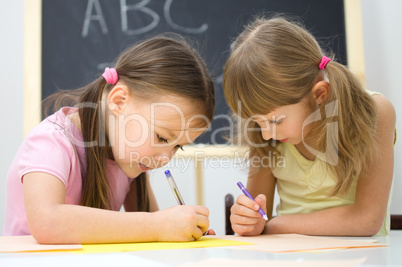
[[264, 95, 396, 236], [230, 165, 276, 235], [23, 172, 209, 244]]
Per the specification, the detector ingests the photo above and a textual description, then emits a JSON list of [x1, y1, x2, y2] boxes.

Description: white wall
[[361, 0, 402, 214], [0, 0, 24, 233], [0, 0, 401, 235]]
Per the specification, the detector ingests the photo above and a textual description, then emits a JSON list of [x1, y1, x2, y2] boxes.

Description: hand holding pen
[[164, 170, 214, 236], [237, 182, 268, 221], [230, 181, 269, 236]]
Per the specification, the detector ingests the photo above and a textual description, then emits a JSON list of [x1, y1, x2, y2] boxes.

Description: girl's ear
[[311, 81, 330, 105], [107, 83, 131, 114]]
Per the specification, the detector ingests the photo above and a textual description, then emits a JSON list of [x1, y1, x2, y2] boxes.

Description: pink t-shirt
[[3, 107, 133, 236]]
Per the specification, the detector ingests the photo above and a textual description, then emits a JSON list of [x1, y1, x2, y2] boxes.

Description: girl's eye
[[175, 145, 184, 151], [157, 134, 184, 151], [269, 119, 282, 124], [157, 134, 168, 143]]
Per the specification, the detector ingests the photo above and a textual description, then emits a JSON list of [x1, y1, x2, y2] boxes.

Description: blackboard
[[42, 0, 346, 144]]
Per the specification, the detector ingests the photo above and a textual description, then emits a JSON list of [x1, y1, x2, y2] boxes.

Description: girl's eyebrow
[[155, 123, 205, 146], [165, 129, 179, 141], [161, 128, 192, 146], [268, 113, 286, 121], [155, 125, 179, 140]]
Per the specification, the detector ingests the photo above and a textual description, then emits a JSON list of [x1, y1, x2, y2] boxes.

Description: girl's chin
[[123, 168, 143, 179]]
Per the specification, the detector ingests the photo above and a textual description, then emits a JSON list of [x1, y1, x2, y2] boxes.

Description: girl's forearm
[[30, 204, 157, 244], [263, 205, 383, 236]]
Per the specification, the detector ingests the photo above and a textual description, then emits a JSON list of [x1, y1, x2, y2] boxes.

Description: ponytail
[[78, 78, 111, 209], [319, 61, 377, 195]]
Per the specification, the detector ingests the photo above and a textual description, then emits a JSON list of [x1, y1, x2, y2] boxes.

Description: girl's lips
[[138, 163, 149, 172], [280, 138, 289, 142]]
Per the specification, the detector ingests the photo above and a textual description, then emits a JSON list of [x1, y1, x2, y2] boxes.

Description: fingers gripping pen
[[237, 181, 269, 221], [165, 170, 209, 235]]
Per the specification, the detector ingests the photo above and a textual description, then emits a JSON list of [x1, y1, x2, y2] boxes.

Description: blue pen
[[165, 170, 185, 205], [237, 181, 269, 221]]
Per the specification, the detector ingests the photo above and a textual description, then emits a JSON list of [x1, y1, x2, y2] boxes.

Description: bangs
[[224, 54, 308, 119], [224, 58, 279, 118]]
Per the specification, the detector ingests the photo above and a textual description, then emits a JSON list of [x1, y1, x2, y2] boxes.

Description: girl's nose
[[261, 130, 271, 141], [153, 150, 174, 167], [261, 128, 276, 141]]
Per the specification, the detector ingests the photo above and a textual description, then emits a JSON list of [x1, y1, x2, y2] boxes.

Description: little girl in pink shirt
[[4, 34, 215, 244]]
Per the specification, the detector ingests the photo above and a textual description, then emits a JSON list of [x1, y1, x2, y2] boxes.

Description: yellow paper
[[77, 237, 253, 254], [208, 234, 386, 253]]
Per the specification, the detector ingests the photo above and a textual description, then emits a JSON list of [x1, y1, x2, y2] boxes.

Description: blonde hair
[[223, 16, 377, 196]]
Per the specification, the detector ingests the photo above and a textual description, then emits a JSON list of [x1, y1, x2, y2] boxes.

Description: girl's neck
[[295, 141, 317, 161]]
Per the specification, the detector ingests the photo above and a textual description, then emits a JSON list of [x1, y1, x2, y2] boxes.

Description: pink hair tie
[[102, 67, 118, 85], [319, 56, 331, 70]]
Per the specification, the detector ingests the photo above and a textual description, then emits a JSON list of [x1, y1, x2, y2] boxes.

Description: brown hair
[[223, 16, 377, 196], [43, 33, 215, 210]]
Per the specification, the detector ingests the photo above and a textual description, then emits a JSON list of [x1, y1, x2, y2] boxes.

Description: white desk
[[1, 231, 401, 266]]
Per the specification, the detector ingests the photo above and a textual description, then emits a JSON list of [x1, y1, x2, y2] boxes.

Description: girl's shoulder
[[25, 107, 83, 154], [365, 90, 395, 126], [371, 93, 396, 145], [372, 94, 396, 126]]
